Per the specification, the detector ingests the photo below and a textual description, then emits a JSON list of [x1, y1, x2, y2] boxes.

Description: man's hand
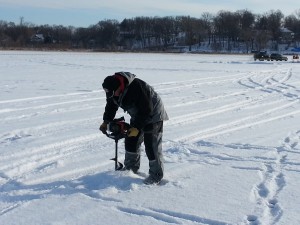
[[99, 122, 108, 134], [127, 127, 139, 137]]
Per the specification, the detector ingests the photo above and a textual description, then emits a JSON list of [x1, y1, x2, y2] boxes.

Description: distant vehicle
[[292, 54, 299, 63], [254, 51, 270, 61], [270, 53, 288, 61]]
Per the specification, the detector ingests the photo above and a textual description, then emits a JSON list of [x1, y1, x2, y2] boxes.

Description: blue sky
[[0, 0, 299, 27]]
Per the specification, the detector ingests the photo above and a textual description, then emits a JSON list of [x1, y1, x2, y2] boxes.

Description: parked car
[[254, 51, 270, 61], [270, 53, 288, 61]]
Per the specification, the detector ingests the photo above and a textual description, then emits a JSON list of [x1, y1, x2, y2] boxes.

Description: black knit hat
[[102, 75, 120, 91], [102, 75, 120, 98]]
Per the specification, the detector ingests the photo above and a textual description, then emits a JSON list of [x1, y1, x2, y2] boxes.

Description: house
[[31, 34, 44, 43], [279, 27, 294, 43]]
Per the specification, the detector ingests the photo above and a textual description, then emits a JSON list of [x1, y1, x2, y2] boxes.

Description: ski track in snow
[[1, 54, 300, 224]]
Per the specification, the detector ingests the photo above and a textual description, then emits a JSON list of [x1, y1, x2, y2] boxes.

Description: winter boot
[[143, 159, 164, 185], [124, 151, 140, 174]]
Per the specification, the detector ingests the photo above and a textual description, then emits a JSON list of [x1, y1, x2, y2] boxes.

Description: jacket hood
[[115, 72, 135, 85]]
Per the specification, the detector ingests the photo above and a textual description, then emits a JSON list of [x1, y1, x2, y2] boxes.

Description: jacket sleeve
[[103, 98, 119, 122]]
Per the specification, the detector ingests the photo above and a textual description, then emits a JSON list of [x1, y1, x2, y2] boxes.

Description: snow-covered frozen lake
[[1, 51, 300, 224]]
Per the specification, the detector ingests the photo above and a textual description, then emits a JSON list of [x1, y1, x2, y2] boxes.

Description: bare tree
[[236, 10, 255, 52], [201, 12, 214, 46], [284, 13, 300, 45]]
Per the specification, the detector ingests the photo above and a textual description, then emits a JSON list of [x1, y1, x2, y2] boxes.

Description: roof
[[280, 27, 293, 33]]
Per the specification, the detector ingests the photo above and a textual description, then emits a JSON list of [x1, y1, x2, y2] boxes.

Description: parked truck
[[254, 51, 270, 61]]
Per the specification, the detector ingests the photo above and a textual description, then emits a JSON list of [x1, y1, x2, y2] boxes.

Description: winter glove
[[99, 122, 108, 134], [127, 127, 139, 137]]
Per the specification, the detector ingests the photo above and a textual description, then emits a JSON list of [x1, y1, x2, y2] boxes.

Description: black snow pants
[[124, 121, 164, 179]]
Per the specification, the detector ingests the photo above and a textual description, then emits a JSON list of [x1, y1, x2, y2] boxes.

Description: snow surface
[[1, 51, 300, 225]]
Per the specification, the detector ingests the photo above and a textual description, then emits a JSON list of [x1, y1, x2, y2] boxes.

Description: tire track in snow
[[165, 69, 292, 110], [0, 90, 102, 104], [164, 67, 292, 113], [238, 68, 293, 95], [166, 89, 251, 109], [117, 206, 229, 225], [0, 204, 21, 216], [0, 71, 250, 115], [148, 208, 229, 225], [0, 133, 103, 178], [167, 97, 267, 126], [174, 67, 299, 142], [0, 116, 100, 145], [175, 99, 300, 143], [155, 72, 251, 92], [0, 97, 103, 114]]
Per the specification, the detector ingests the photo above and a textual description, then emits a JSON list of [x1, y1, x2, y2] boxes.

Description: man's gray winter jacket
[[103, 72, 168, 129]]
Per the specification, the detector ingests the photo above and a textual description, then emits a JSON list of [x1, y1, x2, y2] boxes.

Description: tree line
[[1, 9, 300, 52]]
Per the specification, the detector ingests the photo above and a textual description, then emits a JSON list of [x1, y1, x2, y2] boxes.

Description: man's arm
[[103, 98, 119, 122]]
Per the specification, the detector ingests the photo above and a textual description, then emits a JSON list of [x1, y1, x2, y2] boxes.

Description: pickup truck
[[254, 52, 270, 61]]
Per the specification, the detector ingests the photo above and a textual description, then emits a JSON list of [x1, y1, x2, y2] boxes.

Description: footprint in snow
[[267, 199, 278, 208], [246, 215, 259, 225]]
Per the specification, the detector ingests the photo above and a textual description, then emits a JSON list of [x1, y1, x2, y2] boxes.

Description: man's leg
[[143, 121, 164, 184], [124, 131, 144, 173]]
